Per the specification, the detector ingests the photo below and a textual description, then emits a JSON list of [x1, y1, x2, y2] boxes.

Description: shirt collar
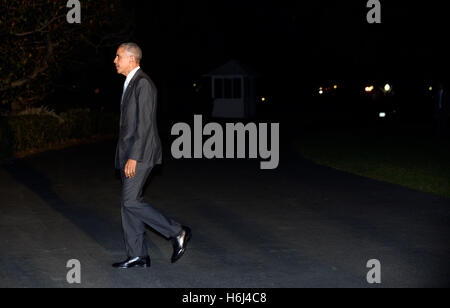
[[124, 66, 140, 87]]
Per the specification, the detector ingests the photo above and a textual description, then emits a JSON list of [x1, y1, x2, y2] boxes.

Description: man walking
[[112, 42, 191, 268]]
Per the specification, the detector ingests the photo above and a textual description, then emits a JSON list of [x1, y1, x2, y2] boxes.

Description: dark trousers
[[120, 163, 182, 257]]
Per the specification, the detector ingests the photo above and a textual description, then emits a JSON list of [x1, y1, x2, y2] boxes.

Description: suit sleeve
[[128, 78, 155, 162]]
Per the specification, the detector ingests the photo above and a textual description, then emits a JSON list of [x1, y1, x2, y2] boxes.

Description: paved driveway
[[0, 136, 449, 287]]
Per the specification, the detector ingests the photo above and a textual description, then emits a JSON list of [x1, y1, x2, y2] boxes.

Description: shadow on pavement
[[2, 160, 121, 253]]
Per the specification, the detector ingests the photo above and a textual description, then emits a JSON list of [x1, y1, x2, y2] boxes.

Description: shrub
[[18, 106, 64, 123], [0, 108, 118, 158], [60, 108, 94, 139], [7, 115, 65, 152]]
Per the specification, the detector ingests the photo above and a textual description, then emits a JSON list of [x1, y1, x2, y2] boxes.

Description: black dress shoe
[[112, 256, 151, 268], [171, 226, 192, 263]]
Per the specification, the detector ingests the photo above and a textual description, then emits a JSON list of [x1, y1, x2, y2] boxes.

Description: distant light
[[193, 83, 197, 87], [379, 112, 386, 118], [384, 84, 391, 92], [333, 85, 338, 89], [261, 97, 266, 102], [365, 86, 374, 93], [429, 86, 433, 91], [319, 90, 324, 95]]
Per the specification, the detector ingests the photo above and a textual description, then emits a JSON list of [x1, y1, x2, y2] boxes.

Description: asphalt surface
[[0, 132, 449, 288]]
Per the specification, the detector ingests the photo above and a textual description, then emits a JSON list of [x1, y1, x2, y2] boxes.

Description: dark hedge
[[0, 109, 118, 159]]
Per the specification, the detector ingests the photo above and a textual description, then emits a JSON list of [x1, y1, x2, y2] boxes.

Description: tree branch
[[9, 14, 66, 37], [5, 34, 54, 90]]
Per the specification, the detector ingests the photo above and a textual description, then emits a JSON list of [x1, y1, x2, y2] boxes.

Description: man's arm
[[124, 78, 155, 178]]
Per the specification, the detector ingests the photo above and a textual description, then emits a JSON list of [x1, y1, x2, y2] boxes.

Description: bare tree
[[0, 0, 134, 112]]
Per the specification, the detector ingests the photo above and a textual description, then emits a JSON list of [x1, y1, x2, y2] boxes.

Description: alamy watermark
[[171, 115, 279, 170], [367, 0, 381, 24], [366, 259, 381, 284], [66, 259, 81, 284], [66, 1, 381, 25], [66, 0, 81, 24]]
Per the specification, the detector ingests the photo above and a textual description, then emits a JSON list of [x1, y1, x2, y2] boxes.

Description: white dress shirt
[[121, 66, 140, 103]]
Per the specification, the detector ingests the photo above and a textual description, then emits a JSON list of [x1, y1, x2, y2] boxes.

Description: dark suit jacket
[[115, 68, 162, 169]]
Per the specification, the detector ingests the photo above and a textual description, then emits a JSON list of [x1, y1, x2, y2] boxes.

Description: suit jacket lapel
[[121, 68, 142, 107]]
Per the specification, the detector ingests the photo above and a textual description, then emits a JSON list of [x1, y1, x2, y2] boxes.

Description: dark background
[[1, 1, 449, 288], [47, 0, 450, 129]]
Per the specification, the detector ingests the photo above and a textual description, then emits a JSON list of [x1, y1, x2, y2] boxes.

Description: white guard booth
[[203, 59, 257, 119]]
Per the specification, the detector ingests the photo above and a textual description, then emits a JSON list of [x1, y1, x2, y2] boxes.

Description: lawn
[[296, 123, 450, 198]]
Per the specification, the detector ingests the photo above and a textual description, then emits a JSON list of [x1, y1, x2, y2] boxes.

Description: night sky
[[126, 1, 449, 79], [54, 1, 450, 117]]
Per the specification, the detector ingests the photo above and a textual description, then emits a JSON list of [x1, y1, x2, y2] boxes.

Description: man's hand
[[124, 159, 137, 178]]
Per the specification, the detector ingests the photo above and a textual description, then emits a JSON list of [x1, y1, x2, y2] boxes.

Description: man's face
[[114, 47, 132, 76]]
